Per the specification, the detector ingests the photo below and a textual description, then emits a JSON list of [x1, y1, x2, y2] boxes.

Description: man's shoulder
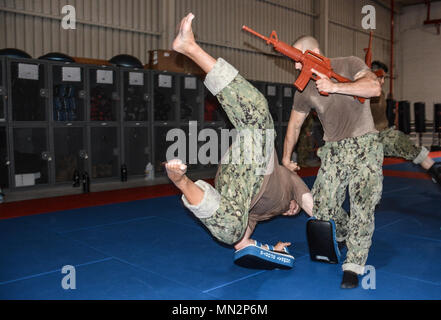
[[331, 56, 368, 78]]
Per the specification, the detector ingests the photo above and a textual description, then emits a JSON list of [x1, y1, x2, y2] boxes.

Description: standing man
[[283, 36, 383, 288], [370, 61, 441, 186]]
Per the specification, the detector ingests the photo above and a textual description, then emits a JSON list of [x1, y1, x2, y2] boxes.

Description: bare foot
[[172, 13, 197, 55], [234, 238, 255, 251], [165, 159, 188, 185]]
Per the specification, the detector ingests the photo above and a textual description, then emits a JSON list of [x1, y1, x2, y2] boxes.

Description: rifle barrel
[[242, 25, 269, 42]]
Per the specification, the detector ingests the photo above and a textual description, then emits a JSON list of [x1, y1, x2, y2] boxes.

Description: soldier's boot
[[341, 271, 359, 289]]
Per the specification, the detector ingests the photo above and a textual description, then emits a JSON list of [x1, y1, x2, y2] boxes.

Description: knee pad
[[306, 217, 341, 264]]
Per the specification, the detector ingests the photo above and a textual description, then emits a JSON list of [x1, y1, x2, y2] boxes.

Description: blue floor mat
[[0, 175, 440, 299], [205, 256, 441, 300], [0, 258, 214, 300]]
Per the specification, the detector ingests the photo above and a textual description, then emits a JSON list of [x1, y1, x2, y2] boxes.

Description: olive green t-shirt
[[292, 56, 378, 142]]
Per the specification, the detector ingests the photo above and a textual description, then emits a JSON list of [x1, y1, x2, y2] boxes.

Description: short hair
[[371, 60, 388, 74], [292, 35, 320, 51]]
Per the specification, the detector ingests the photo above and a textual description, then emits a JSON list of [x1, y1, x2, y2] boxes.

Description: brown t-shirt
[[370, 90, 389, 132], [292, 56, 377, 142], [247, 151, 310, 233], [213, 150, 311, 234]]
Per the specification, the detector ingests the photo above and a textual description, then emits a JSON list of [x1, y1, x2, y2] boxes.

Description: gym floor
[[0, 154, 440, 300]]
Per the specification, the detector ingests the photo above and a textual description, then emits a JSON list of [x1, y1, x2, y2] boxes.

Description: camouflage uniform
[[371, 91, 430, 164], [313, 133, 384, 274], [182, 59, 274, 245], [380, 127, 429, 163]]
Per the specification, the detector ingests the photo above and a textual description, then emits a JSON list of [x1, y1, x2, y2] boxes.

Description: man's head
[[292, 35, 320, 71], [371, 61, 388, 86]]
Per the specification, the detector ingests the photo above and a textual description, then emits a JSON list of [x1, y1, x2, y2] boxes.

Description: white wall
[[398, 1, 441, 122]]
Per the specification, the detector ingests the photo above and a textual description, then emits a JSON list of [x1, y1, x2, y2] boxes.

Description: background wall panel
[[0, 0, 392, 84], [174, 0, 315, 82], [0, 0, 161, 64], [397, 1, 441, 122]]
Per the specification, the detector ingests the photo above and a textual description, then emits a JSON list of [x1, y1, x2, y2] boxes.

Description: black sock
[[428, 163, 441, 185], [341, 271, 359, 289]]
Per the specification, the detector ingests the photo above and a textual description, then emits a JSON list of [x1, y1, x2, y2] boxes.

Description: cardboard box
[[147, 50, 205, 76], [183, 56, 205, 77], [147, 50, 185, 73], [73, 57, 111, 66]]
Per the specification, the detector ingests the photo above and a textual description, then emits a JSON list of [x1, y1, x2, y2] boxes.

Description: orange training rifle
[[242, 25, 365, 104], [364, 31, 373, 68], [365, 32, 385, 78]]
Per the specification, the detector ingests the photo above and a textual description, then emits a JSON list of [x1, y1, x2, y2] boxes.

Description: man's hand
[[165, 159, 188, 186], [273, 241, 291, 253], [282, 159, 300, 172], [312, 68, 337, 93], [282, 200, 301, 216], [312, 67, 381, 98]]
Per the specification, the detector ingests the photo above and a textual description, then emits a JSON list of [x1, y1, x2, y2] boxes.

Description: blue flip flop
[[234, 240, 295, 270]]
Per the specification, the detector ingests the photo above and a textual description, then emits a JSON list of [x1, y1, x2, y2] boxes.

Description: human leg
[[312, 143, 351, 241], [342, 134, 383, 287]]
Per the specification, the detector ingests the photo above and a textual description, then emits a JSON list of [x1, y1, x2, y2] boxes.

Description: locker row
[[0, 123, 291, 190], [0, 57, 296, 191], [0, 57, 296, 124]]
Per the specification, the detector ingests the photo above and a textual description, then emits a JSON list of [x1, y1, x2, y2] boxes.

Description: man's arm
[[166, 160, 204, 205], [282, 109, 309, 172], [313, 69, 381, 99]]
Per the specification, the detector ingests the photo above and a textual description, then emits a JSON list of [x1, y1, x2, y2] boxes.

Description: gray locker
[[12, 127, 50, 187], [8, 58, 48, 121], [51, 63, 86, 122], [90, 126, 119, 179], [54, 126, 86, 183]]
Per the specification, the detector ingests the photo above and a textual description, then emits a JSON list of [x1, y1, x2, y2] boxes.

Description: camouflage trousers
[[312, 133, 384, 273], [379, 127, 422, 161], [199, 74, 275, 245]]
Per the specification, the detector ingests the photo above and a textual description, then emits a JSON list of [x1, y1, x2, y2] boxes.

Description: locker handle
[[79, 150, 88, 160], [112, 92, 120, 101], [40, 88, 49, 98], [41, 152, 52, 161]]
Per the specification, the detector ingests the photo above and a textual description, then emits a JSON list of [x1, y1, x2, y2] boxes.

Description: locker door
[[12, 127, 49, 187], [9, 60, 48, 121]]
